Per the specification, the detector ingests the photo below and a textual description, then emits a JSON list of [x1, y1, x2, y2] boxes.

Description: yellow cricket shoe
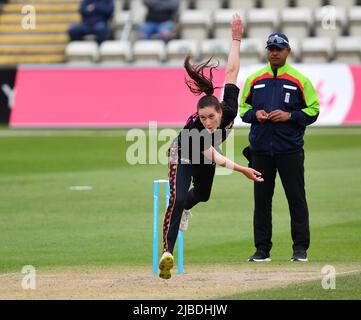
[[158, 252, 174, 280]]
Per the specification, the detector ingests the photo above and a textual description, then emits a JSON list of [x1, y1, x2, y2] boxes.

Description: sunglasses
[[267, 36, 289, 45]]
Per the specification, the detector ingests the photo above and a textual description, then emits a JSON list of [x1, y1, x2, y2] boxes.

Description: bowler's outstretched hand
[[242, 168, 264, 182]]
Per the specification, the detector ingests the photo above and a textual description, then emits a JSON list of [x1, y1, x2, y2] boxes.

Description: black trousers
[[251, 149, 310, 254], [162, 161, 215, 254]]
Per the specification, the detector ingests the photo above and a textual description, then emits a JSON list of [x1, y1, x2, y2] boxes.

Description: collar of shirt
[[266, 62, 290, 78]]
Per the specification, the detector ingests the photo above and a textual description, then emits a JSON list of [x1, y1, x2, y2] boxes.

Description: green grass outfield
[[0, 126, 360, 299], [218, 271, 361, 300]]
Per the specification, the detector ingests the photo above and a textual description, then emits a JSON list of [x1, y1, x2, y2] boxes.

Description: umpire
[[240, 32, 320, 262]]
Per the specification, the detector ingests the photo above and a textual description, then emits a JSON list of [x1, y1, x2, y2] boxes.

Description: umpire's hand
[[268, 109, 291, 122], [256, 110, 269, 123]]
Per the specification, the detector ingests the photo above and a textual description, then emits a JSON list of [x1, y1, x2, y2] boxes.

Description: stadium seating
[[295, 0, 325, 8], [239, 38, 265, 65], [0, 0, 80, 64], [128, 0, 146, 25], [287, 38, 301, 62], [228, 0, 256, 9], [2, 0, 361, 65], [349, 6, 361, 37], [179, 9, 212, 40], [112, 10, 133, 41], [314, 6, 347, 39], [167, 39, 199, 64], [65, 41, 99, 64], [328, 0, 356, 8], [333, 36, 361, 63], [262, 0, 291, 8], [180, 0, 191, 11], [281, 7, 313, 39], [193, 0, 223, 10], [132, 40, 166, 65], [99, 40, 132, 64], [200, 39, 230, 65], [246, 8, 279, 38], [300, 37, 333, 62], [213, 9, 247, 39]]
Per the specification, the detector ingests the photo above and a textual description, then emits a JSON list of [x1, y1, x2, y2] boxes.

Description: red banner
[[10, 65, 361, 127], [10, 67, 225, 127], [344, 65, 361, 124]]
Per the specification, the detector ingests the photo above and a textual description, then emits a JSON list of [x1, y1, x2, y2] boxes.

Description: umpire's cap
[[266, 32, 290, 49]]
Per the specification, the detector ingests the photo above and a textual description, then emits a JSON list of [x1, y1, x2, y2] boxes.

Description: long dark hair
[[184, 54, 222, 112]]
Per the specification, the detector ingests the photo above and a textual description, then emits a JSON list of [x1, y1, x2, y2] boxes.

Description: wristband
[[232, 38, 241, 42]]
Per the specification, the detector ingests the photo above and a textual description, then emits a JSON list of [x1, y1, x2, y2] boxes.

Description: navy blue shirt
[[170, 84, 240, 164]]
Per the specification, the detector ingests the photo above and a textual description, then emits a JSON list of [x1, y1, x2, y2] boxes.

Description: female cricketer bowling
[[159, 14, 263, 279]]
